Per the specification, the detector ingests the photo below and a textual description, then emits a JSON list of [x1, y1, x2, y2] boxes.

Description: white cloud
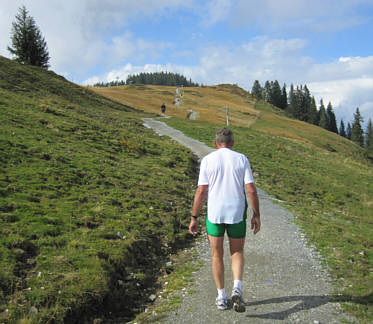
[[202, 0, 233, 26], [85, 37, 311, 86], [194, 37, 312, 85], [307, 56, 373, 82], [309, 76, 373, 107], [309, 77, 373, 124], [305, 56, 373, 124]]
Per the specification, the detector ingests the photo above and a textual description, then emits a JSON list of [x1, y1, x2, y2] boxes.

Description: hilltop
[[0, 56, 197, 323]]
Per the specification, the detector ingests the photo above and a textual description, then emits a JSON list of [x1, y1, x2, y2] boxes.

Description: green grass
[[130, 246, 203, 324], [164, 117, 373, 323], [0, 56, 198, 323]]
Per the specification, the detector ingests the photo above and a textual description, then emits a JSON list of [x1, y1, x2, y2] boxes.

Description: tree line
[[93, 72, 199, 87], [251, 80, 373, 153]]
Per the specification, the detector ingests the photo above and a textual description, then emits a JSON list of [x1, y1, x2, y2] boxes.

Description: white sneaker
[[231, 287, 245, 312], [215, 297, 228, 310]]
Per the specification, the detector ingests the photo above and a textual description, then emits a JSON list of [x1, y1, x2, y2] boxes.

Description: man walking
[[189, 128, 260, 312], [161, 103, 166, 116]]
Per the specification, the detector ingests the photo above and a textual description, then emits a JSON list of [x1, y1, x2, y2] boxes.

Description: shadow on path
[[245, 293, 372, 320]]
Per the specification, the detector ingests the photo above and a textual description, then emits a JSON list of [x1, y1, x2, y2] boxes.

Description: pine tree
[[280, 83, 287, 110], [8, 6, 50, 68], [270, 80, 282, 108], [326, 102, 338, 134], [308, 97, 318, 125], [264, 81, 271, 102], [346, 122, 352, 139], [339, 120, 346, 138], [350, 108, 364, 146], [292, 86, 302, 119], [287, 84, 296, 116], [365, 118, 373, 153], [318, 100, 328, 129], [251, 80, 262, 100], [300, 85, 311, 122]]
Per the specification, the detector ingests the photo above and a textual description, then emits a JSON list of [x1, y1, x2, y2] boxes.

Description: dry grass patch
[[91, 84, 259, 126]]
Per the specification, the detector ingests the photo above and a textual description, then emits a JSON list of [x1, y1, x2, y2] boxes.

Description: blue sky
[[1, 0, 373, 125]]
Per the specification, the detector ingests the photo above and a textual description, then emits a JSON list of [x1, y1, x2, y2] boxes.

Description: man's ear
[[214, 140, 218, 148]]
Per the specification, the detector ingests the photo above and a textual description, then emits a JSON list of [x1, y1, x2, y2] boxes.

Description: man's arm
[[189, 185, 208, 236], [246, 183, 261, 234]]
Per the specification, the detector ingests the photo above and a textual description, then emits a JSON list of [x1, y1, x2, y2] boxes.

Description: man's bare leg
[[208, 235, 225, 289], [229, 237, 245, 281], [229, 237, 246, 312]]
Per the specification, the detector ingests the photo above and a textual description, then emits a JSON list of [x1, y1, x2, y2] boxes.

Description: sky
[[1, 0, 373, 126]]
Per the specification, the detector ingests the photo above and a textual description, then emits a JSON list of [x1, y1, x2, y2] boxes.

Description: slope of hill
[[0, 56, 197, 323], [92, 83, 368, 161], [94, 83, 373, 321], [91, 83, 259, 126]]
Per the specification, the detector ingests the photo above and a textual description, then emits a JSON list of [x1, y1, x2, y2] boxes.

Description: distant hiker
[[161, 103, 166, 116], [189, 128, 260, 312]]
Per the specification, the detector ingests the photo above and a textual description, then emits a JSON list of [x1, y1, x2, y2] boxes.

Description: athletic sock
[[233, 280, 242, 292], [217, 288, 226, 300]]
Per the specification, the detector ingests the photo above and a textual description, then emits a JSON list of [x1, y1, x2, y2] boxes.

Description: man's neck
[[216, 145, 233, 149], [214, 140, 234, 149]]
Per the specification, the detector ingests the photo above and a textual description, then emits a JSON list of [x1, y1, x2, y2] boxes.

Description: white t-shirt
[[198, 147, 254, 224]]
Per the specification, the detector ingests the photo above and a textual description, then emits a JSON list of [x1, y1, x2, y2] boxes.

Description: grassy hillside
[[0, 56, 197, 323], [96, 83, 373, 322], [91, 84, 259, 127], [92, 83, 368, 160]]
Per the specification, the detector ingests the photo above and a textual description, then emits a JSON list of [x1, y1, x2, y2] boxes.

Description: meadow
[[0, 56, 197, 323]]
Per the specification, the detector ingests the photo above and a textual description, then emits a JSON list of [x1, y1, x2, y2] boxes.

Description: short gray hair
[[215, 128, 234, 144]]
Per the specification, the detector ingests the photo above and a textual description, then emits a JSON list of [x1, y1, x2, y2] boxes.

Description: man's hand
[[246, 183, 260, 235], [189, 217, 198, 236], [189, 185, 207, 237], [251, 215, 261, 235]]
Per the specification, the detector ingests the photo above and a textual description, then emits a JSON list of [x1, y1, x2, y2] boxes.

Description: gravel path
[[142, 118, 353, 324]]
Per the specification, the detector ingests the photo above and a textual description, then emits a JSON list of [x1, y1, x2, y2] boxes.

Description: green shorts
[[206, 201, 248, 239]]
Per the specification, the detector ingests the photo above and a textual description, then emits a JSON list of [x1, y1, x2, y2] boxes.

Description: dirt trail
[[142, 118, 353, 324], [143, 118, 212, 159]]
